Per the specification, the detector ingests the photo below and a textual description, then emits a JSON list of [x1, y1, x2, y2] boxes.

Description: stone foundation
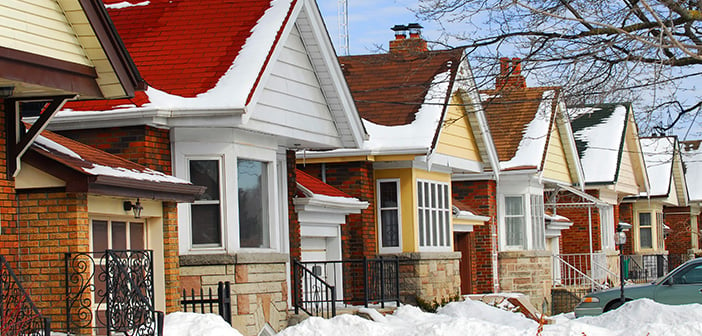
[[180, 253, 288, 336], [498, 250, 552, 314], [389, 252, 461, 305]]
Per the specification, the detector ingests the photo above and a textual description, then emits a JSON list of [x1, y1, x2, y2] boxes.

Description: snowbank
[[163, 312, 243, 336]]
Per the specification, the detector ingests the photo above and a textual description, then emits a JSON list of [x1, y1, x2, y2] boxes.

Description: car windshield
[[654, 259, 701, 285]]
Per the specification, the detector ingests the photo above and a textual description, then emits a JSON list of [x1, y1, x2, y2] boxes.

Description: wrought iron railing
[[0, 255, 51, 336], [623, 254, 668, 283], [552, 253, 611, 290], [292, 256, 400, 318], [181, 281, 232, 324], [65, 250, 163, 336]]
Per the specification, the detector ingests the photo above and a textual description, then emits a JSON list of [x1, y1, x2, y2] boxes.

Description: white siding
[[249, 25, 341, 146]]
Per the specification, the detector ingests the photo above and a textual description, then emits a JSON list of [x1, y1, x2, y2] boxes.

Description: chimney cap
[[407, 23, 423, 29], [391, 24, 408, 32]]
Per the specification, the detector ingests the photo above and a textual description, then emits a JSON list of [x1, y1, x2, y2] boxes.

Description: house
[[459, 57, 587, 312], [17, 128, 203, 334], [671, 140, 702, 259], [297, 24, 499, 305], [562, 103, 649, 283], [622, 136, 688, 275], [44, 0, 366, 333]]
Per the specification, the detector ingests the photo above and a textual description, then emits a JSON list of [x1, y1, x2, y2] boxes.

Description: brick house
[[669, 140, 702, 259], [45, 0, 366, 334], [562, 103, 649, 282], [622, 137, 688, 271], [298, 25, 499, 305], [467, 58, 586, 312]]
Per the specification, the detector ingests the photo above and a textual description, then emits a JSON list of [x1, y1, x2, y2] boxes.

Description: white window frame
[[638, 212, 653, 250], [236, 158, 271, 249], [377, 179, 402, 254], [656, 212, 665, 249], [600, 205, 616, 251], [187, 157, 225, 249], [417, 179, 452, 251], [503, 195, 526, 250], [530, 194, 545, 250]]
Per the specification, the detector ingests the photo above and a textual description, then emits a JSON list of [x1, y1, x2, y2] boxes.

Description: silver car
[[574, 257, 702, 317]]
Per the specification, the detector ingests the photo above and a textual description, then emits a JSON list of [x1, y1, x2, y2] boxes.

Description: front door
[[454, 232, 474, 295]]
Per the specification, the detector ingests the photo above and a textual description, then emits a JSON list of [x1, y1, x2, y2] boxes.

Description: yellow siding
[[375, 168, 452, 253], [0, 0, 91, 65], [435, 97, 482, 162], [632, 202, 665, 254], [615, 123, 643, 195], [542, 122, 573, 184]]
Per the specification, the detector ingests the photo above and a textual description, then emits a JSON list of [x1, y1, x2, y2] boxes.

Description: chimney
[[389, 23, 428, 54], [496, 57, 526, 89]]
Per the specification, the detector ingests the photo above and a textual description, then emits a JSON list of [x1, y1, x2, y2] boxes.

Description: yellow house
[[297, 28, 498, 304]]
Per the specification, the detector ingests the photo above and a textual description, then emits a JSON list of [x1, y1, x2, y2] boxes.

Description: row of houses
[[0, 0, 700, 335]]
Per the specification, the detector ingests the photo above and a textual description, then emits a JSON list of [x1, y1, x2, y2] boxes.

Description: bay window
[[189, 159, 222, 246], [639, 212, 652, 249], [238, 159, 269, 248], [417, 180, 451, 249], [530, 195, 545, 250], [505, 196, 525, 248]]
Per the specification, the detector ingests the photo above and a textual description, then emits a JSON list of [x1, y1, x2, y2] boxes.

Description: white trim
[[377, 179, 402, 254], [416, 179, 452, 252], [453, 224, 474, 232]]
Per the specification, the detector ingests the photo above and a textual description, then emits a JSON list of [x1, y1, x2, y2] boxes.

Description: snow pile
[[164, 299, 702, 336], [163, 312, 243, 336]]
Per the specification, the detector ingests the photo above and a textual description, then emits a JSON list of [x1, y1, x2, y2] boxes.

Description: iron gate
[[65, 250, 163, 336]]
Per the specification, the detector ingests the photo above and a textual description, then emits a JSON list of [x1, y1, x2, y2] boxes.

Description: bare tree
[[414, 0, 702, 137]]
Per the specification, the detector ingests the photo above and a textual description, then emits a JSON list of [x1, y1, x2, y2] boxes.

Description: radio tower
[[338, 0, 349, 55]]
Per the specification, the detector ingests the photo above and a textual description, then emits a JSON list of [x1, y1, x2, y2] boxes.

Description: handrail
[[292, 259, 336, 318], [553, 255, 608, 291], [0, 255, 51, 336]]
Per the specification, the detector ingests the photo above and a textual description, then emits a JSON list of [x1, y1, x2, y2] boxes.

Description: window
[[238, 159, 269, 248], [417, 180, 451, 249], [600, 206, 615, 250], [378, 180, 400, 250], [656, 212, 664, 249], [672, 264, 702, 285], [530, 195, 545, 250], [639, 212, 652, 249], [189, 160, 222, 246], [505, 196, 525, 248]]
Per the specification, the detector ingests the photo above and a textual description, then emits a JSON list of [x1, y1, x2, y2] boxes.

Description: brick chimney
[[495, 57, 526, 89], [389, 23, 428, 54]]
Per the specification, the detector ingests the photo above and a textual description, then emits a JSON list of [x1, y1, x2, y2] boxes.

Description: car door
[[654, 263, 702, 305]]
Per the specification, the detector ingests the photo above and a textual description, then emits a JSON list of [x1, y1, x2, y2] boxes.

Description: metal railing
[[552, 254, 609, 291], [292, 256, 400, 318], [292, 259, 336, 318], [181, 281, 232, 324], [623, 254, 669, 283], [0, 255, 51, 336]]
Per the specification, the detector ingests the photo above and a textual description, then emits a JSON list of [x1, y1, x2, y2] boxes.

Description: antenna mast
[[338, 0, 349, 55]]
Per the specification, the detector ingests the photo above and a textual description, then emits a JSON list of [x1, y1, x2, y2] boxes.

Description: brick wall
[[297, 162, 376, 258], [16, 191, 89, 329], [452, 180, 497, 294], [287, 151, 300, 260], [0, 101, 18, 264], [558, 190, 603, 254], [664, 206, 693, 255], [619, 203, 634, 255]]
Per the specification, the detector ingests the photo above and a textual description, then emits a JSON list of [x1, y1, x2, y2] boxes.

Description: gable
[[542, 120, 573, 184], [614, 121, 646, 195], [435, 96, 482, 163], [248, 24, 343, 148], [15, 163, 66, 189]]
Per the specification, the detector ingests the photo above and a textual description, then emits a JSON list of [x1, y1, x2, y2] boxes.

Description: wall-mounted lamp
[[0, 86, 14, 98], [123, 199, 143, 219]]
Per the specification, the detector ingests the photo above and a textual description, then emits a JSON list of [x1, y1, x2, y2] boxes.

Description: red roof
[[65, 0, 294, 111], [296, 169, 351, 198]]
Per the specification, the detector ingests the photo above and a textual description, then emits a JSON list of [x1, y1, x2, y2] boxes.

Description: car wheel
[[604, 299, 625, 312]]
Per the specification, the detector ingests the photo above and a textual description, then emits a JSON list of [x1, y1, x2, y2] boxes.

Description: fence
[[552, 253, 612, 289], [181, 281, 232, 324], [292, 257, 400, 318], [0, 255, 51, 336]]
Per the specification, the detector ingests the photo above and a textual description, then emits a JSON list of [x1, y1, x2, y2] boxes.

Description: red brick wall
[[452, 180, 497, 294], [287, 151, 300, 260], [619, 203, 634, 254], [298, 162, 376, 258], [16, 191, 89, 329], [162, 201, 180, 312], [58, 126, 172, 174], [0, 100, 19, 264], [558, 190, 603, 254], [664, 206, 693, 255]]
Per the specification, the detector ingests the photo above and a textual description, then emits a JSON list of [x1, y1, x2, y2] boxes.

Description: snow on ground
[[164, 298, 702, 336]]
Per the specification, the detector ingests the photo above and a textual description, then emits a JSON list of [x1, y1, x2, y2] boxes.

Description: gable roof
[[54, 0, 365, 148], [295, 169, 368, 210], [23, 128, 204, 201], [636, 137, 687, 205], [480, 86, 559, 171], [681, 140, 702, 202]]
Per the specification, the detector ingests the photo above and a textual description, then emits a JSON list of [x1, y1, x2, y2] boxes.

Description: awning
[[544, 183, 609, 208]]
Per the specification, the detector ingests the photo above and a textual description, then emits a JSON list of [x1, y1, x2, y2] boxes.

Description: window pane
[[380, 182, 398, 208], [417, 182, 423, 207], [418, 208, 425, 246], [639, 213, 651, 226], [640, 227, 652, 249], [505, 197, 523, 215], [192, 204, 221, 245], [92, 220, 108, 252], [506, 217, 524, 246], [190, 160, 220, 201], [238, 159, 268, 248], [381, 209, 399, 247], [130, 222, 145, 250], [111, 221, 127, 250]]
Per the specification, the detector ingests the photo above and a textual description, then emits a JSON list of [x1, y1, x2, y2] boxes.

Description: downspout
[[588, 206, 594, 292]]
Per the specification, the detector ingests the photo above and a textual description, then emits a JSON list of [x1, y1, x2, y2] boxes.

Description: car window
[[671, 264, 702, 284]]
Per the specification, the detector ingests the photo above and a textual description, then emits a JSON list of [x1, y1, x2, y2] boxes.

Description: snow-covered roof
[[682, 140, 702, 201], [638, 137, 676, 198], [568, 103, 629, 183], [295, 169, 368, 210]]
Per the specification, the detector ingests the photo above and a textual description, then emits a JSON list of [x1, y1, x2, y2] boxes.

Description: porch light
[[0, 86, 14, 98], [123, 199, 143, 218]]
